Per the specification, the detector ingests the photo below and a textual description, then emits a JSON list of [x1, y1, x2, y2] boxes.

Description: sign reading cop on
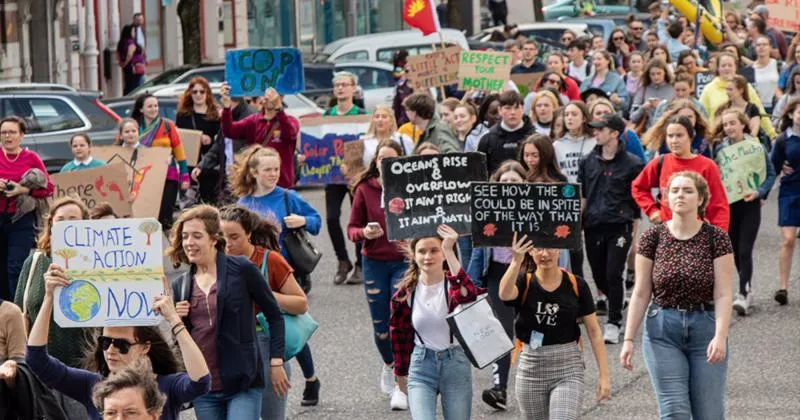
[[381, 153, 487, 240], [406, 46, 462, 90], [52, 218, 164, 328], [225, 48, 305, 97], [471, 183, 582, 249], [714, 139, 767, 204], [458, 50, 513, 91]]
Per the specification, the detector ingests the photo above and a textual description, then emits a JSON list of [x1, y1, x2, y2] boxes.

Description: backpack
[[0, 360, 70, 420]]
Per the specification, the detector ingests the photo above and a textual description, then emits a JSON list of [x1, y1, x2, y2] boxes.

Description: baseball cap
[[588, 113, 626, 133]]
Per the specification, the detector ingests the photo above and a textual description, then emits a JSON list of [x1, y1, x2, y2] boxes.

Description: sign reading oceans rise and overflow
[[52, 218, 164, 328], [471, 182, 582, 249], [381, 153, 488, 240]]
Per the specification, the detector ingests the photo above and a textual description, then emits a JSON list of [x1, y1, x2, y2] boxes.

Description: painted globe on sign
[[59, 280, 101, 323]]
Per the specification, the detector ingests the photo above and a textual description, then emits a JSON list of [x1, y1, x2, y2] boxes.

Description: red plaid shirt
[[389, 268, 485, 377]]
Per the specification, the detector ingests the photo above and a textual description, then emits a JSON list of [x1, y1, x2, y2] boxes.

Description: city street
[[170, 186, 800, 420]]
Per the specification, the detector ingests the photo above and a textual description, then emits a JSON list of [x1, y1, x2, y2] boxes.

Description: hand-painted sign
[[714, 139, 766, 204], [51, 163, 132, 218], [695, 71, 713, 98], [52, 218, 164, 327], [297, 116, 371, 185], [177, 128, 203, 167], [471, 182, 582, 249], [225, 48, 305, 97], [381, 153, 488, 240], [92, 146, 171, 219], [458, 50, 513, 91], [406, 46, 462, 90]]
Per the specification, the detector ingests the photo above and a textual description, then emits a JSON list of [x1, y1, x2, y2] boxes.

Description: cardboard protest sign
[[471, 183, 582, 249], [93, 146, 171, 219], [406, 46, 462, 90], [695, 71, 713, 98], [177, 128, 203, 167], [511, 72, 543, 98], [342, 139, 366, 176], [458, 50, 513, 91], [52, 218, 164, 327], [714, 139, 766, 204], [297, 116, 371, 186], [381, 153, 488, 240], [225, 48, 305, 97], [766, 0, 800, 33], [51, 163, 132, 218]]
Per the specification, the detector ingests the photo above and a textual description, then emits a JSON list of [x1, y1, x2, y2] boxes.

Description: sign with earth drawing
[[51, 218, 164, 327]]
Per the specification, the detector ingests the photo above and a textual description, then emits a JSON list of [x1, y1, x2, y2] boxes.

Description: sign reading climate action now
[[471, 182, 582, 249], [458, 50, 513, 91], [381, 153, 487, 240]]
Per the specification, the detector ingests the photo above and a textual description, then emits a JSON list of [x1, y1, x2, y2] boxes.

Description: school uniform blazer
[[171, 252, 285, 395]]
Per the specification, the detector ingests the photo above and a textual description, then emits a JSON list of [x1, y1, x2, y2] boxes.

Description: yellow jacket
[[699, 77, 776, 139], [398, 122, 422, 143]]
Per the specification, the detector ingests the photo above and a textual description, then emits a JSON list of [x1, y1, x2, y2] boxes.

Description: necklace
[[2, 148, 21, 163]]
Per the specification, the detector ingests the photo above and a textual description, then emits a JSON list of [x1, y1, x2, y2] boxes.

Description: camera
[[4, 183, 14, 192]]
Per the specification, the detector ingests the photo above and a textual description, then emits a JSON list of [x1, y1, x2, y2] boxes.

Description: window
[[184, 69, 226, 83], [144, 0, 162, 63], [338, 67, 393, 89], [223, 0, 235, 46], [519, 29, 569, 45], [304, 67, 335, 90], [20, 98, 85, 133], [336, 50, 369, 61], [377, 46, 433, 63]]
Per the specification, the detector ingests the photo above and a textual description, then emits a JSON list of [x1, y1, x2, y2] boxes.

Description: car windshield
[[132, 67, 193, 95], [305, 67, 335, 90]]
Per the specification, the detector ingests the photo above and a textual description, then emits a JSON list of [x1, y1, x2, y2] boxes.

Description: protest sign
[[52, 218, 164, 327], [766, 0, 800, 33], [695, 71, 714, 98], [297, 115, 371, 186], [381, 153, 488, 240], [342, 139, 366, 176], [177, 128, 203, 167], [93, 146, 170, 218], [224, 48, 305, 97], [406, 46, 462, 90], [458, 50, 513, 91], [511, 72, 543, 98], [51, 163, 132, 218], [714, 139, 767, 204], [471, 182, 582, 249]]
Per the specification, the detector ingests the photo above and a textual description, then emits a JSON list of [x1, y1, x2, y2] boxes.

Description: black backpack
[[0, 361, 70, 420]]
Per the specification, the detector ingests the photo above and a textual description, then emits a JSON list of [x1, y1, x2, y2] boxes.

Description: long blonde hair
[[365, 104, 398, 139], [228, 145, 281, 197]]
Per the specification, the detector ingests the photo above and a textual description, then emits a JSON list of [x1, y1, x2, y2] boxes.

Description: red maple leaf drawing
[[554, 225, 571, 239], [483, 223, 497, 237]]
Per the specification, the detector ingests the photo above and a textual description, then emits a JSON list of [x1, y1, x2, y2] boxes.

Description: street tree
[[177, 0, 201, 65]]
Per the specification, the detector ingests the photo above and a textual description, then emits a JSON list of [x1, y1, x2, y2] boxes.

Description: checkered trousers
[[515, 342, 585, 419]]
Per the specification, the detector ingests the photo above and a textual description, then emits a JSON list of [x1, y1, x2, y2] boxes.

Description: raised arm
[[498, 232, 533, 302]]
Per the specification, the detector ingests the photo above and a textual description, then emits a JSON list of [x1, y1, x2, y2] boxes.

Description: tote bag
[[446, 294, 514, 369]]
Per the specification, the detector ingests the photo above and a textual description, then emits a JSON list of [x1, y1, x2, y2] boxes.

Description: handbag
[[282, 190, 322, 276], [22, 251, 42, 333], [446, 294, 514, 369], [256, 250, 318, 359], [133, 62, 146, 75]]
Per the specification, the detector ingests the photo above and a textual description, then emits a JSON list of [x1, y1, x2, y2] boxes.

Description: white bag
[[446, 294, 514, 369]]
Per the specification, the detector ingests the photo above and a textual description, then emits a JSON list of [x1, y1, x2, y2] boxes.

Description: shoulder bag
[[282, 190, 322, 276], [22, 251, 42, 333]]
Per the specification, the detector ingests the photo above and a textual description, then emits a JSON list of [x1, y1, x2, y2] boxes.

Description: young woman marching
[[219, 205, 314, 414], [60, 134, 106, 172], [621, 171, 734, 419], [454, 103, 488, 153], [347, 140, 410, 410], [389, 225, 483, 420], [499, 233, 610, 419], [518, 135, 567, 183], [710, 109, 776, 315]]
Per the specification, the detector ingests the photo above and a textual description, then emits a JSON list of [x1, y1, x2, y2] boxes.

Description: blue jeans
[[643, 305, 728, 420], [362, 257, 407, 364], [258, 330, 292, 420], [457, 236, 472, 269], [193, 387, 263, 420], [408, 346, 472, 420], [2, 212, 34, 300]]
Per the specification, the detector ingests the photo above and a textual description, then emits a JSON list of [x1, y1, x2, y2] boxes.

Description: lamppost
[[82, 0, 99, 90]]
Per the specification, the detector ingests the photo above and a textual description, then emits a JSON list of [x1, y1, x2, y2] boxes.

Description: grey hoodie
[[554, 133, 596, 183]]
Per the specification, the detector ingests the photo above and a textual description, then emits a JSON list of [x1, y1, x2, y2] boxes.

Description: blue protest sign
[[224, 48, 305, 97], [297, 116, 371, 186]]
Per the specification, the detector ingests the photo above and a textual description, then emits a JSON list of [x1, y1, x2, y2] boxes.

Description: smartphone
[[367, 222, 381, 230]]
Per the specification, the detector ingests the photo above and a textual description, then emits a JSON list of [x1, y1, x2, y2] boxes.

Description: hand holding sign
[[153, 276, 180, 326], [44, 264, 70, 298], [220, 83, 232, 108]]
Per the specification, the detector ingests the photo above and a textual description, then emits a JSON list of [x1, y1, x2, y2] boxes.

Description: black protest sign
[[381, 153, 488, 240], [695, 71, 713, 98], [471, 182, 582, 249]]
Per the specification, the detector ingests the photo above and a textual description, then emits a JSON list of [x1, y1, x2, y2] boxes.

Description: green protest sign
[[714, 139, 767, 204], [457, 51, 513, 91]]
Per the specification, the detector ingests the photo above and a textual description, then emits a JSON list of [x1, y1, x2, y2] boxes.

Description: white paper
[[448, 295, 514, 368]]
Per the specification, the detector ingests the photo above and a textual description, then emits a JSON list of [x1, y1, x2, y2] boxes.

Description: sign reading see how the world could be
[[52, 218, 164, 328]]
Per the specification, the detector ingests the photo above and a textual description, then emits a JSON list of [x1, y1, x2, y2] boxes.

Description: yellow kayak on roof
[[669, 0, 724, 45]]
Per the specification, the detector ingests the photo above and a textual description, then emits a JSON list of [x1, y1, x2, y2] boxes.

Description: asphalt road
[[176, 186, 800, 420]]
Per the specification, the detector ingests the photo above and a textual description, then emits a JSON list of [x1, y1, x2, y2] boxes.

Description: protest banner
[[342, 139, 366, 176], [52, 218, 164, 327], [381, 153, 488, 240], [458, 50, 514, 91], [471, 182, 582, 249], [51, 163, 132, 218], [695, 71, 714, 98], [406, 46, 462, 90], [297, 115, 371, 186], [511, 72, 543, 98], [224, 48, 305, 97], [714, 139, 767, 204], [177, 128, 203, 167], [765, 0, 800, 33], [93, 146, 170, 219]]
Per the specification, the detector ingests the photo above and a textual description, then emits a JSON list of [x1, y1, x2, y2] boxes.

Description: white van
[[324, 29, 469, 64]]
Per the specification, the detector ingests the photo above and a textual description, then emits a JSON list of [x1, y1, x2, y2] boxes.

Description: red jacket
[[631, 154, 730, 231], [221, 108, 299, 188], [534, 75, 581, 101], [347, 178, 405, 261]]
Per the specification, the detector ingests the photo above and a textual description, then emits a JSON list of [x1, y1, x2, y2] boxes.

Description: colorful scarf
[[138, 116, 162, 147]]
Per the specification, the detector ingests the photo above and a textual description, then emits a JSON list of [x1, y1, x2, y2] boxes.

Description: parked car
[[129, 63, 226, 97], [543, 0, 649, 20], [334, 61, 395, 112], [103, 96, 180, 121], [468, 22, 591, 53], [322, 28, 469, 63], [0, 84, 119, 172]]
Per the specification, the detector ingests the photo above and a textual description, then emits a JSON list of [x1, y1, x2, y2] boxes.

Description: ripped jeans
[[362, 256, 408, 364]]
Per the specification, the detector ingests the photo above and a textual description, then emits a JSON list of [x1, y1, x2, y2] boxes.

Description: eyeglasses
[[191, 90, 206, 95], [0, 131, 19, 136], [99, 336, 141, 354]]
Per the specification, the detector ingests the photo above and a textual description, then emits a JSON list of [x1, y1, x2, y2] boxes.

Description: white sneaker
[[603, 323, 621, 344], [733, 293, 749, 316], [380, 364, 394, 394], [390, 386, 409, 411]]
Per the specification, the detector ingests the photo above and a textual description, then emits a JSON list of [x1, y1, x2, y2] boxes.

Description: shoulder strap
[[283, 189, 291, 218], [657, 154, 665, 183], [560, 268, 579, 297], [22, 251, 42, 321]]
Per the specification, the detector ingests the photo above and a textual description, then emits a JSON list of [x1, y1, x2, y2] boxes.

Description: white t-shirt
[[362, 133, 415, 167], [412, 281, 451, 351], [568, 60, 592, 84], [753, 59, 779, 108]]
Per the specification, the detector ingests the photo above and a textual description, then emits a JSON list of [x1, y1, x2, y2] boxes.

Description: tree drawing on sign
[[139, 221, 160, 246], [54, 248, 78, 269]]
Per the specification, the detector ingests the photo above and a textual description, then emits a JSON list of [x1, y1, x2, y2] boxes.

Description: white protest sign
[[52, 218, 164, 327]]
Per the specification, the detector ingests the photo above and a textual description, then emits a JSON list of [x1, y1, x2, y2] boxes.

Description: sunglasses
[[99, 336, 141, 354], [191, 90, 206, 95]]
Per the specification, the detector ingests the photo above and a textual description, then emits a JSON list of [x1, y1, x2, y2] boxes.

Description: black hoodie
[[477, 117, 534, 175], [577, 144, 644, 229]]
